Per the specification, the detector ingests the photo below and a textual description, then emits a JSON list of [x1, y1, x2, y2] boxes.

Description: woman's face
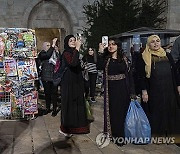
[[88, 48, 94, 55], [68, 37, 76, 48], [55, 45, 59, 51], [149, 37, 161, 51], [108, 40, 117, 53]]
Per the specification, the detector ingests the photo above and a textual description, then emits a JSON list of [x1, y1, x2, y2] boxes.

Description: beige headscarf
[[142, 35, 166, 78]]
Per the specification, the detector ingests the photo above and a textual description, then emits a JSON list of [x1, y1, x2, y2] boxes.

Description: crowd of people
[[37, 34, 180, 146]]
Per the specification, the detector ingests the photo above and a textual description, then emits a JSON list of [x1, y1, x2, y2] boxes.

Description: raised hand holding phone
[[99, 43, 105, 53], [76, 33, 82, 41], [52, 38, 58, 47], [102, 36, 108, 48], [75, 38, 81, 51]]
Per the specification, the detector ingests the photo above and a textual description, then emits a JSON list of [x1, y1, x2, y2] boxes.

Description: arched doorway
[[27, 0, 72, 52]]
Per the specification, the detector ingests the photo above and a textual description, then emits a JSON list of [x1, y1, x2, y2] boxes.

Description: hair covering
[[42, 42, 50, 51], [64, 35, 75, 50], [142, 35, 166, 78]]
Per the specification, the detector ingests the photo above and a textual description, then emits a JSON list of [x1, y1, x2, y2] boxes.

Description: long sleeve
[[167, 52, 180, 87], [127, 66, 136, 95], [82, 56, 86, 63], [97, 53, 106, 70], [176, 60, 180, 86], [137, 54, 148, 91], [171, 37, 180, 62], [63, 49, 80, 67], [38, 47, 54, 60]]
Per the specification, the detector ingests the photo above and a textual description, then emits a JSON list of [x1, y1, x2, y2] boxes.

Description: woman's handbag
[[85, 100, 94, 123], [83, 69, 89, 81], [82, 62, 89, 81], [124, 100, 151, 144], [53, 56, 67, 86]]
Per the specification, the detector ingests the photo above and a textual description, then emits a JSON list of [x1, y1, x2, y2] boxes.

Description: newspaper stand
[[0, 28, 38, 121]]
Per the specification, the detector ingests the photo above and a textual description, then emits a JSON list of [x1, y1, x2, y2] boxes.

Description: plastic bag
[[124, 100, 151, 144], [86, 100, 94, 123]]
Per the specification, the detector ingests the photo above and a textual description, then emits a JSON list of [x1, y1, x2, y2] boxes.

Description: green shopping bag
[[86, 100, 94, 123]]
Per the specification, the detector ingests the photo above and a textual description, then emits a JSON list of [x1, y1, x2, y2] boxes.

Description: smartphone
[[76, 33, 82, 40], [102, 36, 108, 48]]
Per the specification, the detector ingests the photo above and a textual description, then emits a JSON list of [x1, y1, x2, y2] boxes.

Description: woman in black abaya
[[59, 35, 90, 136], [140, 35, 180, 141], [97, 38, 135, 146]]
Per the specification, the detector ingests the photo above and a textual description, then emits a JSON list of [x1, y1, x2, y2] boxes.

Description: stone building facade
[[0, 0, 94, 33], [0, 0, 180, 50], [0, 0, 94, 50], [167, 0, 180, 30]]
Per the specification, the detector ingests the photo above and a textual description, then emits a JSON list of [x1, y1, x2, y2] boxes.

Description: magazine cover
[[0, 102, 11, 117], [23, 91, 38, 115], [0, 35, 5, 57], [0, 57, 5, 85], [4, 58, 17, 76], [17, 59, 38, 81], [11, 94, 23, 118]]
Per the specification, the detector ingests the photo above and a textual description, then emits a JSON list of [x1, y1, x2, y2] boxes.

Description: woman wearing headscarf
[[139, 35, 180, 141], [38, 38, 60, 116], [59, 35, 90, 136]]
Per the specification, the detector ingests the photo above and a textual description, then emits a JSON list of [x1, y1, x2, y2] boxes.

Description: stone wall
[[0, 0, 180, 34], [0, 0, 94, 35], [167, 0, 180, 30]]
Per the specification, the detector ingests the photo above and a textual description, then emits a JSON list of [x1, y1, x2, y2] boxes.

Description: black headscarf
[[64, 35, 75, 50]]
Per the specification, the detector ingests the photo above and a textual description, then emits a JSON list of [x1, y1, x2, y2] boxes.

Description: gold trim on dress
[[108, 74, 125, 80]]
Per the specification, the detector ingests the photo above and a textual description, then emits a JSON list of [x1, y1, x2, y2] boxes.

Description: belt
[[107, 74, 125, 80]]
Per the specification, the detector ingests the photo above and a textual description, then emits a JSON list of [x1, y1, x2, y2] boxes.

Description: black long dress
[[98, 57, 134, 138], [60, 48, 90, 134], [139, 53, 180, 139]]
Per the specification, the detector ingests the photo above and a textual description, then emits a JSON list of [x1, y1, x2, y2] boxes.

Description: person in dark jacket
[[82, 47, 98, 103], [59, 35, 90, 137], [139, 35, 180, 143], [171, 36, 180, 95], [38, 38, 60, 116], [171, 36, 180, 63]]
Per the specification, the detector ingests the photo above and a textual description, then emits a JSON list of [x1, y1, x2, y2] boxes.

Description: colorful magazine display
[[0, 28, 38, 119]]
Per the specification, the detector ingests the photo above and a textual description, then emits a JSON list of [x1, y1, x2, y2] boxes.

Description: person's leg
[[84, 80, 90, 99], [89, 73, 97, 102], [42, 81, 51, 112], [51, 83, 58, 116]]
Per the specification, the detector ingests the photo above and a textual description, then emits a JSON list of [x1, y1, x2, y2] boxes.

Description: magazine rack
[[0, 28, 38, 120]]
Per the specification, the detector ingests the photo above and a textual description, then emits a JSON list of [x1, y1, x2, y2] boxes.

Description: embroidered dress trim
[[60, 125, 90, 134], [104, 58, 112, 136], [108, 74, 125, 80]]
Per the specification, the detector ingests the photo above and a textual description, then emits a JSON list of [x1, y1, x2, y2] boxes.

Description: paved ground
[[0, 96, 180, 154]]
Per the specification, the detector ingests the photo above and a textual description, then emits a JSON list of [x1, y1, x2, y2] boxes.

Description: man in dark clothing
[[171, 36, 180, 63], [38, 38, 60, 117], [171, 36, 180, 94]]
